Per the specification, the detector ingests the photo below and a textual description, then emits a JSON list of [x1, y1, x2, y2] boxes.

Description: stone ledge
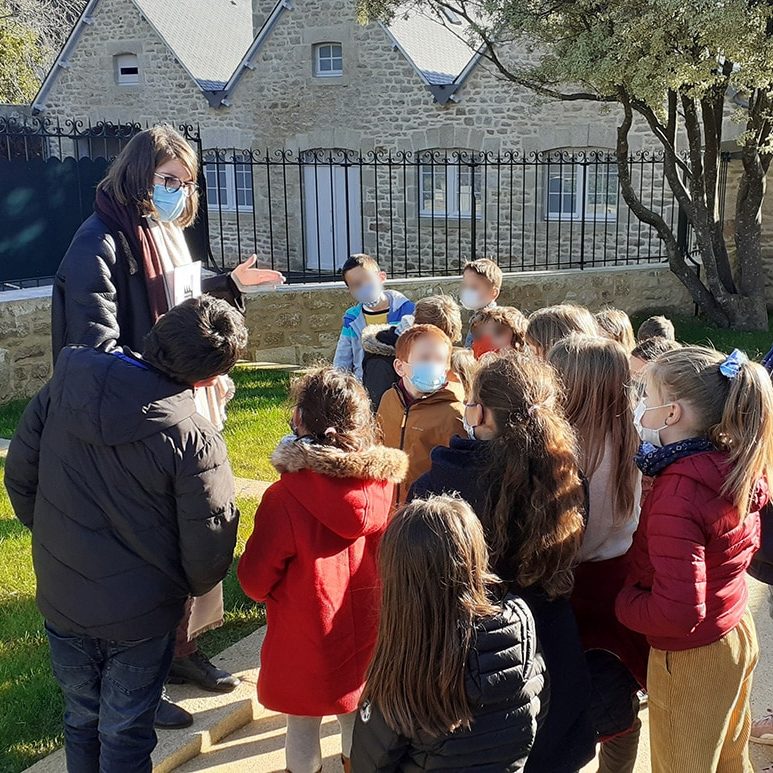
[[24, 627, 269, 773]]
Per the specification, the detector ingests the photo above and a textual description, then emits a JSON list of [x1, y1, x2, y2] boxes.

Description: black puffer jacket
[[4, 346, 239, 640], [51, 213, 242, 361], [350, 593, 547, 772]]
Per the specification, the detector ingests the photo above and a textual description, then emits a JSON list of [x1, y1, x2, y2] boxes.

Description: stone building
[[28, 0, 734, 276]]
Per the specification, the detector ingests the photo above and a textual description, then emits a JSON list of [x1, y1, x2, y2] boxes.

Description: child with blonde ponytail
[[617, 346, 773, 773]]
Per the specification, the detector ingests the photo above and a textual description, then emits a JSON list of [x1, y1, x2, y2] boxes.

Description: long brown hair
[[362, 495, 500, 737], [475, 353, 585, 598], [646, 346, 773, 518], [526, 304, 598, 356], [291, 366, 378, 451], [98, 125, 200, 227], [548, 334, 638, 525]]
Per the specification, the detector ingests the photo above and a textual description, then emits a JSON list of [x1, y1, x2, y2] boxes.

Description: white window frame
[[419, 155, 482, 219], [115, 53, 140, 85], [314, 43, 343, 77], [544, 153, 619, 222], [204, 154, 254, 212]]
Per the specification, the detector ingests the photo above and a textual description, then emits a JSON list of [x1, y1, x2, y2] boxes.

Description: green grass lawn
[[0, 367, 290, 773]]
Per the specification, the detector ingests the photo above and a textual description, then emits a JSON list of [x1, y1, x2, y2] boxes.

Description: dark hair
[[142, 295, 248, 384], [630, 336, 681, 362], [97, 125, 199, 227], [292, 366, 378, 451], [636, 315, 675, 342], [341, 253, 381, 283], [473, 353, 585, 598], [363, 495, 500, 737]]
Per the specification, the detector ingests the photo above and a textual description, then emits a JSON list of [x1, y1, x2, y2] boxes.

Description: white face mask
[[633, 398, 672, 447], [460, 287, 486, 311]]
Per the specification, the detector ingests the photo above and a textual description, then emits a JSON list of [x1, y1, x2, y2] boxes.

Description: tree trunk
[[732, 155, 770, 330]]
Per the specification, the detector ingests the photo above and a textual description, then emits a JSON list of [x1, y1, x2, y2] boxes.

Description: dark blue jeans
[[45, 622, 175, 773]]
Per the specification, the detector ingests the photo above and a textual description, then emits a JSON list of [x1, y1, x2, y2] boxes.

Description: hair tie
[[719, 349, 746, 380], [323, 427, 337, 437]]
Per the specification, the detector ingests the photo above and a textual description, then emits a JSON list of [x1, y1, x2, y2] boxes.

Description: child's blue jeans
[[45, 622, 175, 773]]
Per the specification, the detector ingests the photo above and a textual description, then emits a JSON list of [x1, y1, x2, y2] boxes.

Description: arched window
[[115, 53, 140, 85]]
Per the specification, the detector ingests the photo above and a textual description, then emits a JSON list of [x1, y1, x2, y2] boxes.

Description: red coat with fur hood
[[238, 438, 407, 716]]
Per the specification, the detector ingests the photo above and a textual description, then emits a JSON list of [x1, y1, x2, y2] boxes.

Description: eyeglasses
[[154, 172, 198, 195]]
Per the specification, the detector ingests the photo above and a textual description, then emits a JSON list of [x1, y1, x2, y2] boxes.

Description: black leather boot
[[168, 650, 240, 693]]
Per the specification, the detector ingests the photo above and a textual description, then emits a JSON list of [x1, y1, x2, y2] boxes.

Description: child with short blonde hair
[[617, 347, 773, 772], [460, 258, 503, 345]]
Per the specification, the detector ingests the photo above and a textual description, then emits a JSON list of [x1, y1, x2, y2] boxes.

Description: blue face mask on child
[[354, 280, 384, 307], [409, 362, 447, 394], [152, 184, 186, 222]]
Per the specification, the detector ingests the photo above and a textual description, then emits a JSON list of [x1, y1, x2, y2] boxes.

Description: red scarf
[[94, 189, 169, 321]]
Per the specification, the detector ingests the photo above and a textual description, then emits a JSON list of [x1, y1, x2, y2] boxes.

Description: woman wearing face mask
[[52, 125, 284, 360], [410, 353, 595, 773], [50, 125, 285, 728]]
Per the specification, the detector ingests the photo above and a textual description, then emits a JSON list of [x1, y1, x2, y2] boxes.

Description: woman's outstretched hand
[[231, 255, 286, 289]]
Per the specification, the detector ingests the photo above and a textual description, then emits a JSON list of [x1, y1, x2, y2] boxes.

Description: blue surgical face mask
[[152, 184, 186, 222], [409, 361, 447, 394], [354, 280, 384, 307]]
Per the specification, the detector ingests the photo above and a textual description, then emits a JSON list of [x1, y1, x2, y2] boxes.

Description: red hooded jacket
[[616, 451, 764, 651], [237, 438, 407, 716]]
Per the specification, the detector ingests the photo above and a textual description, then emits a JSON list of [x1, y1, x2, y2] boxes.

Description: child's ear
[[394, 358, 408, 377], [378, 270, 387, 283], [492, 286, 501, 301], [666, 401, 682, 426]]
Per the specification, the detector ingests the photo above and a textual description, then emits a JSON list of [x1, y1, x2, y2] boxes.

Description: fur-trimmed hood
[[272, 437, 407, 482], [361, 324, 398, 357], [271, 438, 408, 539]]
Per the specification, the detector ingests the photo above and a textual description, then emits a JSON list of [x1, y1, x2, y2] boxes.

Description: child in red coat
[[616, 347, 773, 773], [238, 367, 408, 773]]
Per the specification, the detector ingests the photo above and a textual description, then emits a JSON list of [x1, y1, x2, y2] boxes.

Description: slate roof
[[386, 8, 479, 86], [134, 0, 255, 91], [33, 0, 484, 111]]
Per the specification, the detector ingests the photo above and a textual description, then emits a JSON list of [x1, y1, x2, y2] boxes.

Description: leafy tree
[[359, 0, 773, 329], [0, 0, 43, 103]]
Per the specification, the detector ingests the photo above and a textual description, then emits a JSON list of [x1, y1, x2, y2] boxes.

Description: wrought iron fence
[[201, 147, 706, 281], [0, 117, 720, 289]]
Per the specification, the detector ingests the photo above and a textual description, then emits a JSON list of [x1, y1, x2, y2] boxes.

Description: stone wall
[[0, 264, 693, 402], [0, 288, 54, 403]]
